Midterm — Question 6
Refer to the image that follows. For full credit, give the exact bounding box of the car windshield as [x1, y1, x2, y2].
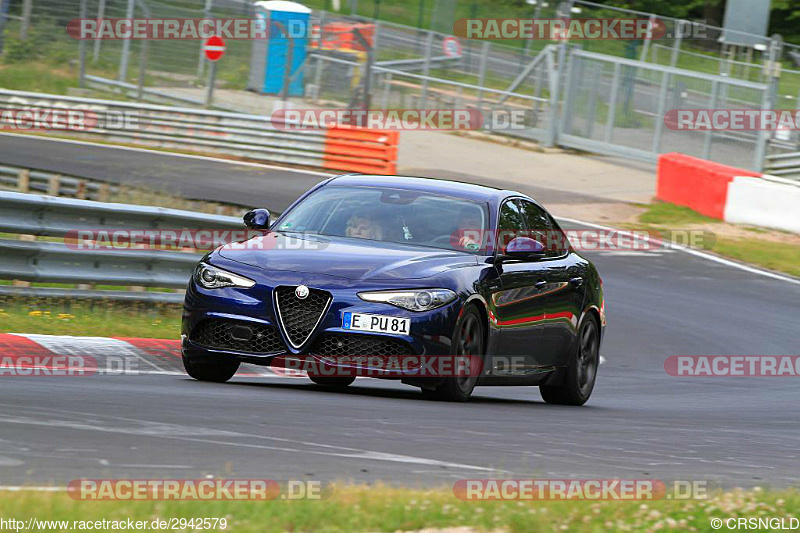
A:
[275, 185, 489, 254]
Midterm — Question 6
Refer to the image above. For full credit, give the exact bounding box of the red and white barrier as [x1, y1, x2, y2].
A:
[657, 153, 800, 234]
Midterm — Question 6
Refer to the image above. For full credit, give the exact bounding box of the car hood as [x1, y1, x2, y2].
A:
[216, 232, 477, 281]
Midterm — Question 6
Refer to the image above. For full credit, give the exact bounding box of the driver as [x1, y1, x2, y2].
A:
[455, 207, 484, 250]
[345, 211, 384, 241]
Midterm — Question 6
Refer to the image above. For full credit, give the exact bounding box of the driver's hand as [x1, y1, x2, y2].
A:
[458, 235, 478, 248]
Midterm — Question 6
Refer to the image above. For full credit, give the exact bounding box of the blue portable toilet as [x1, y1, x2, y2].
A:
[249, 1, 310, 97]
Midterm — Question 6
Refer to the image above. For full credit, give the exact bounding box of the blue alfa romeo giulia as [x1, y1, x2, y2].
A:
[182, 175, 605, 404]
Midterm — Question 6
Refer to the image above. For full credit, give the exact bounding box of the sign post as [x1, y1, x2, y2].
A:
[203, 35, 226, 108]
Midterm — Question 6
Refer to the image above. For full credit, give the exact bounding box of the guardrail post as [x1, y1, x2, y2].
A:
[48, 175, 61, 196]
[76, 180, 87, 200]
[13, 234, 35, 288]
[17, 169, 30, 193]
[98, 183, 110, 202]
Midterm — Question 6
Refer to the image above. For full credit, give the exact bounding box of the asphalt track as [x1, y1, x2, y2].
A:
[1, 134, 799, 489]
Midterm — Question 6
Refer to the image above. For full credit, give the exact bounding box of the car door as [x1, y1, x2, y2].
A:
[517, 199, 587, 367]
[490, 198, 549, 375]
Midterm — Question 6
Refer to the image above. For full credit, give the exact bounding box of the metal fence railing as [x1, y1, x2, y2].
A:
[558, 48, 771, 171]
[0, 190, 243, 302]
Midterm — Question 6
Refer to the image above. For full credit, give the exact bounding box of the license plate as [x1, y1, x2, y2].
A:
[342, 312, 410, 335]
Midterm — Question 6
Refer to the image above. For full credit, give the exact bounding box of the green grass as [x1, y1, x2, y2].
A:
[713, 237, 800, 278]
[0, 300, 181, 338]
[0, 485, 797, 532]
[639, 201, 721, 225]
[632, 202, 800, 278]
[0, 62, 78, 94]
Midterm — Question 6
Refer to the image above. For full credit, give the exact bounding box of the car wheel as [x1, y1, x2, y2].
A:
[540, 316, 599, 406]
[421, 305, 485, 402]
[183, 356, 240, 383]
[308, 375, 356, 387]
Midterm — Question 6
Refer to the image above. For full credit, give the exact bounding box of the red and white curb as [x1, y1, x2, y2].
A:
[0, 333, 284, 378]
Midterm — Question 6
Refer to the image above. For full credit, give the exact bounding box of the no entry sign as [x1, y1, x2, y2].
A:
[204, 35, 225, 61]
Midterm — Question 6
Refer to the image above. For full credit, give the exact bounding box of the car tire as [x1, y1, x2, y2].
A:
[183, 356, 240, 383]
[540, 315, 600, 406]
[420, 305, 485, 402]
[308, 375, 356, 387]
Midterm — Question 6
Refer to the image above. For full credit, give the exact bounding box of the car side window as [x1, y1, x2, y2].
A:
[498, 199, 525, 250]
[516, 199, 569, 258]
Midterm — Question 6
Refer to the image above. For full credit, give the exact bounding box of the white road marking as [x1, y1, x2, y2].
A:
[0, 132, 335, 177]
[556, 216, 800, 286]
[0, 412, 499, 473]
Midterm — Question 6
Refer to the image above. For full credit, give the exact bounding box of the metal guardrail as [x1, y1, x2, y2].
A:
[0, 88, 329, 168]
[0, 89, 399, 174]
[0, 191, 243, 302]
[0, 164, 120, 200]
[764, 152, 800, 180]
[0, 162, 251, 213]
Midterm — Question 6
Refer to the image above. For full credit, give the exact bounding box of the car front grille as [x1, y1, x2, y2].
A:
[310, 333, 415, 357]
[274, 286, 332, 348]
[190, 318, 284, 354]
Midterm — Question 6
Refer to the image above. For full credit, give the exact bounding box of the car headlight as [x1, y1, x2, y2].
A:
[194, 262, 255, 289]
[358, 289, 456, 312]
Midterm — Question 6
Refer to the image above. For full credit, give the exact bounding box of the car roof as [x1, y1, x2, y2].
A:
[327, 174, 525, 204]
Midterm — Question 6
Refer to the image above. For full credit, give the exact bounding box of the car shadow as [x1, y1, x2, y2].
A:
[215, 378, 564, 406]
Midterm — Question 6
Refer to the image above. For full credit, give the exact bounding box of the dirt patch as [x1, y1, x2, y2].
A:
[548, 202, 800, 246]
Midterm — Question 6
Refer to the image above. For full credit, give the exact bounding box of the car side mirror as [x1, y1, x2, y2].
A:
[497, 236, 546, 262]
[243, 208, 271, 230]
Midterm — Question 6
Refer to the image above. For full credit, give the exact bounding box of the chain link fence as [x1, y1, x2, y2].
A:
[0, 0, 797, 172]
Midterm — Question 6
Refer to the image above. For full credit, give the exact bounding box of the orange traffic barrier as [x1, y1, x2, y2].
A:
[311, 23, 375, 51]
[323, 126, 398, 175]
[656, 152, 759, 219]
